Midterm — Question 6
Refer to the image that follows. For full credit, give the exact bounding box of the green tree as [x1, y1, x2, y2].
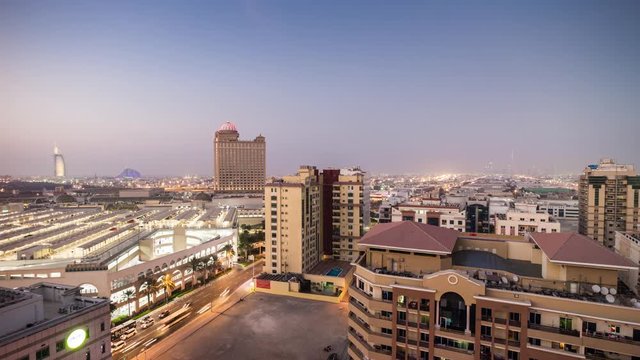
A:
[159, 274, 176, 303]
[122, 289, 135, 317]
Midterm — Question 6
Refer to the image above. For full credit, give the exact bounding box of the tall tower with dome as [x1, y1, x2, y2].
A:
[213, 121, 266, 193]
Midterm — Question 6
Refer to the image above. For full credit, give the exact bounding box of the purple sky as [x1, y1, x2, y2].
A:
[1, 1, 639, 177]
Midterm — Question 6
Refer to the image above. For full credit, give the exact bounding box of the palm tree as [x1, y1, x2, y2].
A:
[141, 280, 155, 309]
[159, 274, 176, 304]
[223, 244, 235, 269]
[209, 254, 220, 276]
[122, 289, 135, 317]
[188, 257, 203, 287]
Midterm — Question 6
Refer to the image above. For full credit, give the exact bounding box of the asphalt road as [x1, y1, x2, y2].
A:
[112, 261, 263, 360]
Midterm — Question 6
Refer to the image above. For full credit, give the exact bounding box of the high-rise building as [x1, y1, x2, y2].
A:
[579, 159, 640, 248]
[348, 222, 639, 360]
[53, 145, 65, 177]
[320, 168, 370, 262]
[213, 121, 265, 193]
[265, 166, 321, 274]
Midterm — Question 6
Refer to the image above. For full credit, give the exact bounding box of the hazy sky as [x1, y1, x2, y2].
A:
[1, 1, 639, 177]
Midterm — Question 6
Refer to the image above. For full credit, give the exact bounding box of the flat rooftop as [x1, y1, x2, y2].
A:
[307, 259, 353, 278]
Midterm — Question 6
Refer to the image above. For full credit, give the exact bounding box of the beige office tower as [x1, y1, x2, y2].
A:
[579, 158, 640, 248]
[213, 121, 266, 193]
[320, 168, 370, 262]
[265, 166, 321, 274]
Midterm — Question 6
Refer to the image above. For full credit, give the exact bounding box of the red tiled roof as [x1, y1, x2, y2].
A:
[359, 221, 459, 254]
[528, 232, 636, 270]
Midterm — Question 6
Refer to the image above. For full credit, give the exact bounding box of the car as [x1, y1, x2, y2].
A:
[111, 340, 126, 352]
[182, 302, 191, 309]
[120, 328, 136, 340]
[159, 310, 170, 319]
[140, 318, 155, 329]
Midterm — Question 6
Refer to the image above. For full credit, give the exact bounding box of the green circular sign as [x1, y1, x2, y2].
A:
[66, 328, 87, 349]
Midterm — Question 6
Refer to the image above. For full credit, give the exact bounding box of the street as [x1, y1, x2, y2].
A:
[112, 261, 263, 360]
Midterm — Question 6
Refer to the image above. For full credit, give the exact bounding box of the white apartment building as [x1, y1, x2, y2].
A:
[495, 208, 561, 236]
[392, 202, 466, 232]
[615, 231, 640, 295]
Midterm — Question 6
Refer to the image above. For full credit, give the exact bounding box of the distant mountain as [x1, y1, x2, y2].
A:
[117, 168, 142, 179]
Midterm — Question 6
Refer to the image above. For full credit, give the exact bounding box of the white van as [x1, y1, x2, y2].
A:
[111, 340, 126, 352]
[120, 327, 136, 340]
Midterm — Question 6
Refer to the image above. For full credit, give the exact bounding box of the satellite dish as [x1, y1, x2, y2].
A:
[609, 288, 617, 295]
[631, 298, 638, 304]
[512, 275, 519, 282]
[501, 276, 508, 284]
[592, 285, 601, 293]
[635, 302, 640, 309]
[601, 287, 609, 295]
[605, 294, 615, 304]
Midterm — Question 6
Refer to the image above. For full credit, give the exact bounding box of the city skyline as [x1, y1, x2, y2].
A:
[1, 1, 639, 177]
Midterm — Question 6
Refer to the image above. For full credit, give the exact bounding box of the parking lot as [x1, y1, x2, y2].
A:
[156, 293, 349, 360]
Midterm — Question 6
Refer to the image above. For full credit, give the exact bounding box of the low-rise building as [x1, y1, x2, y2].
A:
[392, 203, 466, 232]
[495, 208, 560, 236]
[347, 221, 640, 360]
[0, 283, 111, 360]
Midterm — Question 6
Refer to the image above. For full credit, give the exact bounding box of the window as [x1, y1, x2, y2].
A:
[100, 322, 105, 332]
[101, 343, 106, 354]
[36, 346, 50, 360]
[397, 328, 407, 338]
[56, 340, 65, 352]
[397, 311, 407, 323]
[85, 351, 90, 360]
[529, 337, 541, 346]
[507, 350, 519, 360]
[381, 310, 392, 319]
[382, 290, 393, 301]
[560, 317, 572, 331]
[529, 312, 541, 325]
[481, 307, 492, 320]
[481, 325, 492, 337]
[509, 312, 520, 323]
[382, 327, 392, 335]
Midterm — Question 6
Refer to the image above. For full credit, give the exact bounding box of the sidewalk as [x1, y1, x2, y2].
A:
[136, 279, 254, 360]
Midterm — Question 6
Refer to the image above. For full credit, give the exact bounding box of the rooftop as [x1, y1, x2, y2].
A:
[217, 121, 238, 132]
[528, 232, 637, 270]
[359, 221, 458, 254]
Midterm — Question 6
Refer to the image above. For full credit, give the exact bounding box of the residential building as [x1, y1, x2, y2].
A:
[579, 159, 640, 248]
[265, 166, 321, 274]
[0, 283, 111, 360]
[392, 202, 466, 232]
[495, 207, 560, 236]
[213, 121, 266, 193]
[615, 231, 640, 295]
[347, 221, 640, 360]
[321, 168, 370, 262]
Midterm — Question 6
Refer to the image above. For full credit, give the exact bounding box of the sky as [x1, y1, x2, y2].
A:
[1, 1, 639, 177]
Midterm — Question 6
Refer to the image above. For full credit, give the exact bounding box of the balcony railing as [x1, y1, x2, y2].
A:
[349, 298, 390, 321]
[494, 317, 507, 325]
[528, 322, 580, 337]
[509, 319, 521, 327]
[481, 315, 492, 322]
[583, 331, 640, 346]
[434, 343, 474, 355]
[348, 328, 392, 355]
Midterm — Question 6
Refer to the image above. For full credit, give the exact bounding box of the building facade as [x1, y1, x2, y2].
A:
[321, 168, 370, 263]
[466, 200, 490, 233]
[495, 209, 560, 236]
[347, 222, 640, 360]
[392, 203, 466, 232]
[0, 283, 111, 360]
[213, 121, 266, 193]
[265, 166, 321, 274]
[579, 159, 640, 248]
[615, 231, 640, 296]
